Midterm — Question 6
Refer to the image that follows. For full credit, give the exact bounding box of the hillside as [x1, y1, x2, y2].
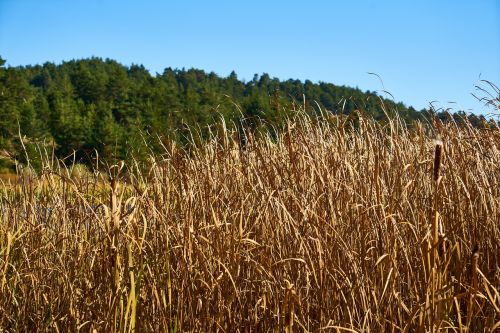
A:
[2, 56, 495, 172]
[0, 56, 431, 170]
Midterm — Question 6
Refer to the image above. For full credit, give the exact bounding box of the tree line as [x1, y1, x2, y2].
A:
[0, 56, 490, 171]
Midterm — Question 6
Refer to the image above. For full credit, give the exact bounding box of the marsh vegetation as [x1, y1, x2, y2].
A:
[0, 111, 498, 332]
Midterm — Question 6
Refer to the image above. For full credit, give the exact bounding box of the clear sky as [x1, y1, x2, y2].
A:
[1, 0, 499, 114]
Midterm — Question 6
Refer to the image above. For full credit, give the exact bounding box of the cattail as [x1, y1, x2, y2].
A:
[433, 139, 443, 181]
[467, 244, 480, 326]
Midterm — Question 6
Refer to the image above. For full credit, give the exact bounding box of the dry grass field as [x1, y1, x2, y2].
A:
[0, 113, 499, 332]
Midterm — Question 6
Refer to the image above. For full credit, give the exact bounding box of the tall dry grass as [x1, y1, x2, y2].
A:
[0, 113, 499, 332]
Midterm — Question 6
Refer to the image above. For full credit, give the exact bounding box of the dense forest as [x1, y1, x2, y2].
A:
[0, 56, 490, 171]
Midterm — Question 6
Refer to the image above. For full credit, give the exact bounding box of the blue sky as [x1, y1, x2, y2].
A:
[1, 0, 499, 114]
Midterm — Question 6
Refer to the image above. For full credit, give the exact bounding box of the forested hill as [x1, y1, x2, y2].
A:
[0, 56, 464, 170]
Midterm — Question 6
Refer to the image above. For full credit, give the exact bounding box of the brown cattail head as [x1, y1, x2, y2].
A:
[433, 139, 443, 181]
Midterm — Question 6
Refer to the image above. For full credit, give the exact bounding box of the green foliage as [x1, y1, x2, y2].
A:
[0, 56, 434, 170]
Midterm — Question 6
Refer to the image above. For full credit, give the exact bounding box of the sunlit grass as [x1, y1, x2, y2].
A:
[0, 112, 498, 332]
